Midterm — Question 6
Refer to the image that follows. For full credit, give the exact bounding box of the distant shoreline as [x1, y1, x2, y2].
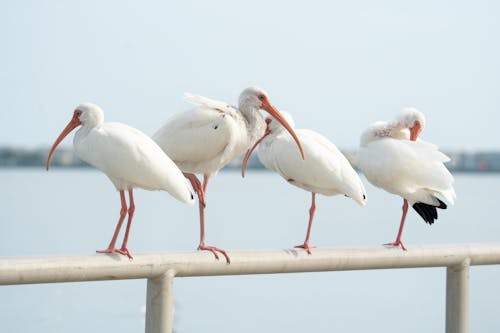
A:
[2, 146, 500, 173]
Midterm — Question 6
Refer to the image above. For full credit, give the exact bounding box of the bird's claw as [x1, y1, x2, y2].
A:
[294, 243, 316, 255]
[96, 248, 119, 255]
[198, 245, 231, 264]
[96, 247, 133, 259]
[116, 247, 134, 259]
[383, 241, 407, 251]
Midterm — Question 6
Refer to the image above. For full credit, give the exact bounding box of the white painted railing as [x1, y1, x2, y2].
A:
[2, 244, 500, 333]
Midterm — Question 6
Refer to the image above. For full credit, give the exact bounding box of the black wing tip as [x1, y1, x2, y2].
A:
[437, 198, 447, 209]
[412, 199, 447, 225]
[412, 202, 437, 225]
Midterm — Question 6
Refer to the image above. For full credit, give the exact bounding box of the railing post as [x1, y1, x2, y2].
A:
[446, 258, 470, 333]
[145, 269, 176, 333]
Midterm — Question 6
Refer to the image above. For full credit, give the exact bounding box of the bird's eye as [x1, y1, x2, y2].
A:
[76, 110, 82, 117]
[258, 94, 265, 101]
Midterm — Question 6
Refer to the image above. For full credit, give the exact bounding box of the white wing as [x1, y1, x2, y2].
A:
[259, 129, 366, 205]
[75, 122, 194, 204]
[153, 105, 244, 175]
[184, 93, 239, 118]
[357, 137, 455, 205]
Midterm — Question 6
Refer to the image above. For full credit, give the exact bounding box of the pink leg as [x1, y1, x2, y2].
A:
[184, 172, 206, 207]
[295, 192, 317, 254]
[384, 199, 408, 251]
[384, 125, 418, 251]
[116, 189, 135, 259]
[196, 175, 231, 263]
[97, 190, 127, 255]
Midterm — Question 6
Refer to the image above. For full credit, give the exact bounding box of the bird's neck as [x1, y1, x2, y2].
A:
[240, 106, 266, 147]
[360, 121, 409, 146]
[73, 124, 94, 147]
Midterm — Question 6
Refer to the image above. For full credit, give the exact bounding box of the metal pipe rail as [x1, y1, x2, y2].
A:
[1, 244, 500, 333]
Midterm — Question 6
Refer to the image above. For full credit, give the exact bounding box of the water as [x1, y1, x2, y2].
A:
[0, 169, 499, 332]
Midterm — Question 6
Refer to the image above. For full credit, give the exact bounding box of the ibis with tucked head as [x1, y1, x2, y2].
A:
[357, 108, 456, 250]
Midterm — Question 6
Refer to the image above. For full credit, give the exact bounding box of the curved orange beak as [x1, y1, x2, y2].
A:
[241, 118, 272, 178]
[45, 111, 82, 171]
[260, 97, 305, 160]
[409, 121, 422, 141]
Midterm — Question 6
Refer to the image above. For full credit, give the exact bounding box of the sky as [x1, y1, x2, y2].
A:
[1, 0, 499, 150]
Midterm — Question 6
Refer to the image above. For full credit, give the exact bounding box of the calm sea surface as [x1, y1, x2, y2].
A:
[0, 169, 499, 332]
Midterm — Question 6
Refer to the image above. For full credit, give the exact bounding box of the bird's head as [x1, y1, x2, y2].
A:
[238, 86, 271, 111]
[238, 87, 305, 164]
[395, 107, 426, 141]
[75, 103, 104, 127]
[45, 103, 104, 171]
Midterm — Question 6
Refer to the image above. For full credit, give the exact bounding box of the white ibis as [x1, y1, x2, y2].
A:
[242, 111, 367, 254]
[153, 87, 305, 263]
[357, 108, 456, 250]
[46, 103, 195, 259]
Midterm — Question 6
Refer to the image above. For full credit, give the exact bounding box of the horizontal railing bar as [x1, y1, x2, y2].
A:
[1, 244, 500, 285]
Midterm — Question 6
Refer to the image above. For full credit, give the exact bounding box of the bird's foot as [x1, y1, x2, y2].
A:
[116, 247, 134, 259]
[294, 243, 316, 255]
[96, 247, 133, 259]
[383, 241, 407, 251]
[198, 244, 231, 264]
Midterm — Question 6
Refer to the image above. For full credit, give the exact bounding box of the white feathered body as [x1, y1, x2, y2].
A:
[258, 128, 366, 205]
[74, 122, 194, 204]
[357, 127, 456, 207]
[153, 94, 265, 177]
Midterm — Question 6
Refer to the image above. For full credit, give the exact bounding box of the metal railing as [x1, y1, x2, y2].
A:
[2, 244, 500, 333]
